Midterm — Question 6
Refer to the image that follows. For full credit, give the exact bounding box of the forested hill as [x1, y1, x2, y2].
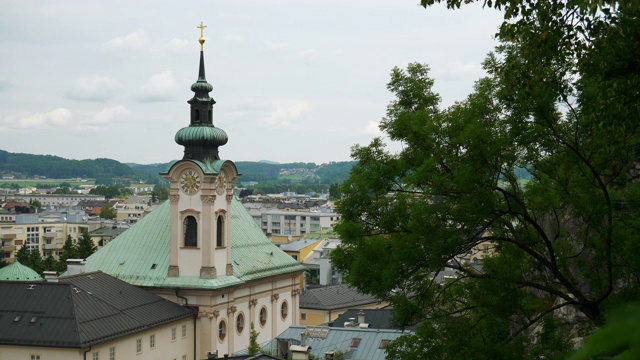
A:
[0, 150, 357, 185]
[0, 150, 149, 181]
[130, 161, 358, 185]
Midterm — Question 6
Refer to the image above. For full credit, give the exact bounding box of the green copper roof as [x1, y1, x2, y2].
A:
[162, 159, 238, 176]
[0, 260, 43, 281]
[175, 125, 228, 147]
[83, 198, 305, 289]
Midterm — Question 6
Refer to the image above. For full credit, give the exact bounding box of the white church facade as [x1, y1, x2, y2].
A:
[84, 23, 305, 359]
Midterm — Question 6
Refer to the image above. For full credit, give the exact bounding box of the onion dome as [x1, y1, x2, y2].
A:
[175, 22, 228, 162]
[0, 260, 44, 281]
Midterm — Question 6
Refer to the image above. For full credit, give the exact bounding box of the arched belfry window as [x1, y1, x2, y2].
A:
[184, 216, 198, 247]
[216, 215, 225, 247]
[195, 109, 200, 121]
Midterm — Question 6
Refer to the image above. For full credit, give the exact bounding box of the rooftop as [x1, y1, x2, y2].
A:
[0, 271, 195, 348]
[299, 284, 383, 310]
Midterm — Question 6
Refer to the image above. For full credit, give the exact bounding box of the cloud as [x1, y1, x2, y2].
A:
[362, 120, 382, 136]
[224, 33, 243, 42]
[438, 62, 483, 80]
[92, 106, 129, 124]
[159, 38, 191, 55]
[137, 71, 179, 102]
[265, 99, 310, 128]
[103, 29, 149, 52]
[75, 106, 129, 132]
[65, 74, 123, 102]
[264, 41, 288, 51]
[298, 48, 319, 63]
[0, 79, 14, 92]
[0, 108, 72, 131]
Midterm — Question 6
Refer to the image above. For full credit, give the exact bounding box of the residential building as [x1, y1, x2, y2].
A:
[302, 238, 343, 287]
[298, 284, 386, 326]
[272, 325, 412, 360]
[277, 237, 324, 291]
[113, 195, 150, 222]
[8, 194, 106, 207]
[260, 210, 340, 239]
[0, 270, 196, 360]
[0, 210, 95, 262]
[82, 31, 305, 358]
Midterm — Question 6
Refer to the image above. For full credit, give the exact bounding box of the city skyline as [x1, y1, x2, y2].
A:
[0, 0, 503, 164]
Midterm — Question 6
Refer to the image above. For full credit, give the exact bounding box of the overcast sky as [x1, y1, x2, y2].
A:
[0, 0, 503, 165]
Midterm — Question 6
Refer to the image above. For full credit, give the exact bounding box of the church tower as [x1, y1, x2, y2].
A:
[161, 22, 238, 279]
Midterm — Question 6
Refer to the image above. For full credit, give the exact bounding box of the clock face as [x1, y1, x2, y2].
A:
[216, 173, 226, 195]
[180, 170, 201, 195]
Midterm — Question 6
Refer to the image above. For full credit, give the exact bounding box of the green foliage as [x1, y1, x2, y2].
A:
[570, 303, 640, 360]
[29, 199, 43, 208]
[56, 235, 78, 272]
[0, 150, 150, 180]
[77, 232, 97, 259]
[16, 246, 44, 275]
[332, 2, 640, 358]
[100, 203, 117, 220]
[329, 182, 341, 200]
[248, 321, 260, 355]
[152, 185, 169, 202]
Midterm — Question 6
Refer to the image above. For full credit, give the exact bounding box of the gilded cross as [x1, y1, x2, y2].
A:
[197, 21, 207, 51]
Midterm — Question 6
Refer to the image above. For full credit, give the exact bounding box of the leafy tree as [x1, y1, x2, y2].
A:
[0, 248, 5, 269]
[16, 246, 43, 275]
[100, 203, 117, 220]
[248, 321, 260, 355]
[42, 253, 56, 272]
[328, 182, 341, 200]
[29, 199, 43, 208]
[332, 2, 640, 358]
[152, 185, 169, 202]
[56, 235, 78, 272]
[77, 231, 97, 259]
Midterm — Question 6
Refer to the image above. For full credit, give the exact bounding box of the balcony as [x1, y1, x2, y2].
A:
[1, 233, 16, 240]
[44, 243, 60, 250]
[14, 239, 23, 245]
[43, 231, 56, 238]
[2, 245, 15, 252]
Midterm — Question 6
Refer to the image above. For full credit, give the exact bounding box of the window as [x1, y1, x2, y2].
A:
[218, 319, 227, 341]
[379, 340, 390, 349]
[31, 356, 41, 360]
[281, 301, 288, 320]
[301, 313, 307, 321]
[259, 306, 267, 327]
[350, 338, 361, 348]
[93, 351, 99, 360]
[183, 216, 197, 247]
[236, 312, 245, 334]
[182, 324, 187, 338]
[172, 327, 177, 341]
[109, 347, 115, 360]
[216, 215, 224, 247]
[149, 334, 155, 349]
[291, 254, 298, 260]
[183, 356, 187, 360]
[136, 338, 142, 353]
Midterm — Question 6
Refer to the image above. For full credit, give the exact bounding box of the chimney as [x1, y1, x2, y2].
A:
[358, 310, 365, 325]
[43, 271, 59, 282]
[66, 259, 86, 275]
[289, 345, 312, 360]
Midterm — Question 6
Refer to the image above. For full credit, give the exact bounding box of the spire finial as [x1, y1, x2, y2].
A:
[197, 21, 207, 51]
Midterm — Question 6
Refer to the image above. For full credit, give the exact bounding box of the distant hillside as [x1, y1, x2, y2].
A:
[129, 160, 358, 184]
[0, 150, 152, 182]
[0, 149, 357, 185]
